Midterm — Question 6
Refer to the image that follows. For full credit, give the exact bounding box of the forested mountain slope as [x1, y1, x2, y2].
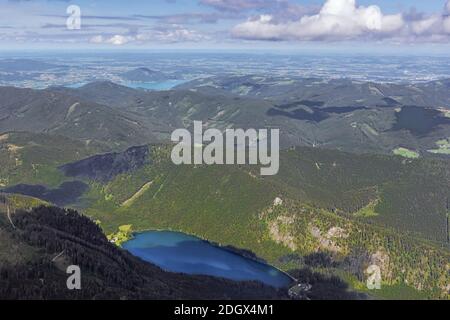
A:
[50, 145, 449, 299]
[0, 201, 286, 300]
[2, 79, 450, 156]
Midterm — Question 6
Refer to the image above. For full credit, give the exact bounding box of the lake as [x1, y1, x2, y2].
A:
[122, 231, 293, 288]
[65, 79, 186, 90]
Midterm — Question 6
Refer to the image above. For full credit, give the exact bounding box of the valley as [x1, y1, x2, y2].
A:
[2, 0, 450, 305]
[1, 76, 450, 157]
[0, 201, 287, 300]
[0, 60, 449, 300]
[1, 137, 448, 299]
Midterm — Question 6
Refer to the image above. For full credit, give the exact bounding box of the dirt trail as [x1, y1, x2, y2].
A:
[6, 205, 16, 229]
[121, 181, 153, 207]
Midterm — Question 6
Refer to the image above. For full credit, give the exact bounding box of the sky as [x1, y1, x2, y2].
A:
[1, 0, 450, 52]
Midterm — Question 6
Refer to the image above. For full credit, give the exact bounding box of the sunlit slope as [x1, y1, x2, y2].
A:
[268, 147, 450, 243]
[3, 136, 448, 244]
[0, 132, 105, 187]
[0, 86, 164, 148]
[31, 81, 450, 157]
[77, 146, 449, 299]
[80, 145, 450, 243]
[2, 140, 449, 298]
[84, 146, 280, 254]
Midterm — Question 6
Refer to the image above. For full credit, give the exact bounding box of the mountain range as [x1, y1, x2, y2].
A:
[3, 77, 450, 156]
[121, 67, 171, 82]
[0, 76, 449, 300]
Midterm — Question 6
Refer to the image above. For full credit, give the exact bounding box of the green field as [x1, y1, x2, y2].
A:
[393, 147, 420, 159]
[428, 138, 450, 155]
[0, 132, 104, 187]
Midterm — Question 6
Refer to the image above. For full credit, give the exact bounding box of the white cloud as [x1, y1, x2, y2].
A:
[410, 15, 440, 35]
[152, 25, 210, 43]
[89, 34, 132, 45]
[408, 8, 450, 38]
[106, 35, 130, 45]
[89, 35, 104, 44]
[232, 0, 450, 42]
[89, 26, 209, 46]
[445, 17, 450, 33]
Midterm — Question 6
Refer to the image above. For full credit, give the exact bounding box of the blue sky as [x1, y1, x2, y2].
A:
[1, 0, 450, 51]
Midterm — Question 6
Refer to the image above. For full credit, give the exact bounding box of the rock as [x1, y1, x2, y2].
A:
[289, 283, 312, 299]
[273, 197, 283, 206]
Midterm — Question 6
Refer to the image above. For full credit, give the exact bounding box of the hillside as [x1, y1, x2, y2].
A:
[1, 77, 449, 299]
[52, 81, 150, 109]
[1, 140, 449, 299]
[0, 87, 164, 148]
[178, 76, 450, 107]
[268, 147, 450, 242]
[2, 79, 449, 156]
[51, 144, 449, 244]
[0, 132, 107, 188]
[0, 201, 286, 300]
[46, 144, 449, 299]
[121, 67, 169, 82]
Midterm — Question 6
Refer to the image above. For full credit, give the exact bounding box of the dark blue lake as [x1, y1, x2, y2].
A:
[122, 231, 293, 288]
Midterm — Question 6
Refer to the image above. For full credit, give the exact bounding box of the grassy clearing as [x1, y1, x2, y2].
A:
[340, 271, 432, 300]
[107, 224, 133, 246]
[354, 198, 379, 217]
[428, 138, 450, 155]
[367, 283, 435, 300]
[393, 147, 420, 159]
[121, 181, 153, 207]
[0, 132, 103, 188]
[6, 194, 49, 210]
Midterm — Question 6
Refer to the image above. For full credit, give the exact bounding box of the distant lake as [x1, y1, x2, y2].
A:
[65, 79, 186, 90]
[122, 231, 293, 288]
